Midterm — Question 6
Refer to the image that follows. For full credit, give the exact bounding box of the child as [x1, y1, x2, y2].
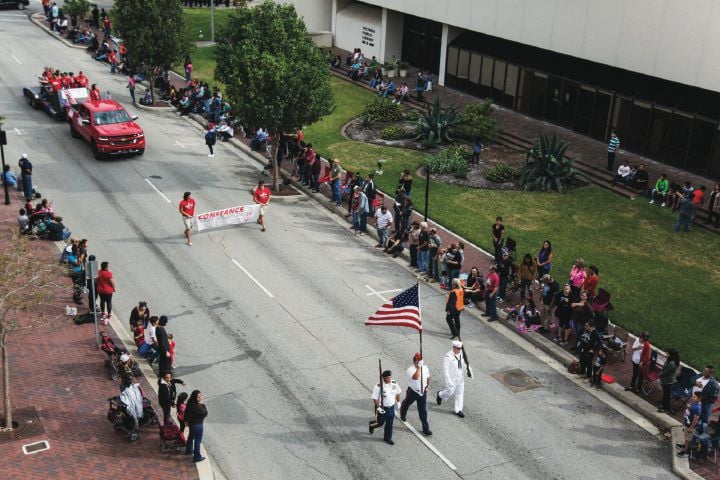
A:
[590, 346, 606, 388]
[133, 323, 145, 349]
[168, 333, 176, 369]
[176, 391, 188, 434]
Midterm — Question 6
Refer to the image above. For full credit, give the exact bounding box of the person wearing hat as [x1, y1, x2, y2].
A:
[445, 278, 464, 337]
[369, 370, 402, 445]
[437, 340, 467, 418]
[400, 353, 432, 436]
[18, 153, 33, 200]
[626, 331, 651, 392]
[179, 191, 195, 246]
[119, 353, 134, 391]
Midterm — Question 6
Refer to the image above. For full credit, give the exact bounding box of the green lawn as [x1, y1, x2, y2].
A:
[183, 7, 234, 41]
[307, 78, 720, 369]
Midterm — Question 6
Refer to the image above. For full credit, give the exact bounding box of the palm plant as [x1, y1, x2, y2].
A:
[518, 134, 587, 192]
[414, 97, 460, 146]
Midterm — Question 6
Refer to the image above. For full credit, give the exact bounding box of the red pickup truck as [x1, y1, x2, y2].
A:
[68, 100, 145, 158]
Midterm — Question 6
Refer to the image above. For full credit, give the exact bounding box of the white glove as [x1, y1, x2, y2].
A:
[417, 360, 424, 367]
[396, 402, 401, 411]
[376, 407, 385, 415]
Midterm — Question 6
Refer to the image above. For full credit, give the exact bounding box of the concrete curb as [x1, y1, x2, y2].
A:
[134, 101, 176, 112]
[30, 13, 87, 50]
[177, 83, 696, 480]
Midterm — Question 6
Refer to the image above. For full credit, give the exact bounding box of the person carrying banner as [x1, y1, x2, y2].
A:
[253, 181, 271, 232]
[369, 370, 402, 445]
[437, 340, 468, 418]
[400, 353, 432, 436]
[179, 191, 196, 246]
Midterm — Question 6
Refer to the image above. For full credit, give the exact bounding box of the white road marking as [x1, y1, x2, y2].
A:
[364, 284, 458, 471]
[143, 178, 172, 204]
[231, 259, 274, 298]
[14, 127, 22, 135]
[0, 19, 29, 22]
[11, 54, 22, 65]
[365, 286, 402, 298]
[174, 140, 185, 148]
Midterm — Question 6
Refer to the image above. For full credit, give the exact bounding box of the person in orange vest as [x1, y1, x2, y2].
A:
[445, 278, 464, 337]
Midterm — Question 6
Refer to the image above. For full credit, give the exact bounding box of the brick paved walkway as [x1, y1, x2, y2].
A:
[0, 194, 198, 480]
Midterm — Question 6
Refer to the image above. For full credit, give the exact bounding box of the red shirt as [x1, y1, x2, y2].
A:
[76, 75, 88, 87]
[487, 272, 500, 294]
[692, 189, 705, 206]
[109, 52, 117, 64]
[179, 198, 195, 217]
[582, 274, 599, 298]
[90, 88, 101, 101]
[97, 270, 115, 294]
[253, 187, 271, 205]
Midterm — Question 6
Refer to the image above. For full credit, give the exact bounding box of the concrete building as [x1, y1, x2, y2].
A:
[282, 0, 720, 178]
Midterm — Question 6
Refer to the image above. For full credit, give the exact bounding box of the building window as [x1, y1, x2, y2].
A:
[646, 108, 672, 163]
[590, 91, 612, 141]
[504, 64, 519, 108]
[529, 73, 548, 118]
[686, 118, 715, 175]
[446, 46, 459, 80]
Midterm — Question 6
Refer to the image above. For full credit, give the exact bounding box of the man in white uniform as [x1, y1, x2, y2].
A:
[437, 340, 467, 418]
[400, 352, 432, 436]
[369, 370, 402, 445]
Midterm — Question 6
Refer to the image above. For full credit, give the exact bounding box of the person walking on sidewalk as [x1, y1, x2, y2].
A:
[18, 153, 33, 199]
[127, 75, 136, 104]
[158, 371, 186, 426]
[400, 353, 432, 436]
[96, 261, 116, 324]
[253, 181, 271, 232]
[437, 340, 467, 418]
[179, 192, 195, 246]
[369, 370, 402, 445]
[205, 124, 217, 157]
[185, 390, 208, 462]
[445, 278, 464, 337]
[606, 130, 620, 171]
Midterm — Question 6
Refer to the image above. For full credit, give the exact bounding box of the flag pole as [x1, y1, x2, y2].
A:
[418, 283, 424, 396]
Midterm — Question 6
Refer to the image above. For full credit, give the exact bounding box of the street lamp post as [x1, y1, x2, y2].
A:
[210, 0, 215, 43]
[423, 161, 430, 221]
[0, 129, 10, 205]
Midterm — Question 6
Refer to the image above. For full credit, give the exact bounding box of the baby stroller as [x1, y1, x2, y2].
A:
[107, 384, 158, 441]
[159, 420, 187, 453]
[101, 331, 142, 381]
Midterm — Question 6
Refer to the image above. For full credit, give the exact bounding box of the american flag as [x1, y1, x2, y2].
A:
[366, 284, 421, 331]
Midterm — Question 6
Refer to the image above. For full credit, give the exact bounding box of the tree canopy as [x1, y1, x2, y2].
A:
[215, 1, 334, 188]
[113, 0, 190, 98]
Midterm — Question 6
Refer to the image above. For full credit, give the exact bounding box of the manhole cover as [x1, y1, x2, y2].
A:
[490, 368, 542, 393]
[0, 407, 45, 444]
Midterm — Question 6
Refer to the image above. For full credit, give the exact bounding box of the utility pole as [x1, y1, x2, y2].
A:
[211, 0, 215, 42]
[0, 129, 9, 205]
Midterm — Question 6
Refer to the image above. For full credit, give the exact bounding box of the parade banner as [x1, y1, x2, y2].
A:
[196, 204, 260, 231]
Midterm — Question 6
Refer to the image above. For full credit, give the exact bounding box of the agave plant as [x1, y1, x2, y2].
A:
[414, 97, 460, 146]
[518, 134, 587, 193]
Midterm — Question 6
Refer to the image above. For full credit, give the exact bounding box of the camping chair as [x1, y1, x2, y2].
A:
[505, 237, 517, 263]
[591, 288, 614, 316]
[671, 367, 698, 411]
[641, 350, 662, 396]
[604, 325, 628, 363]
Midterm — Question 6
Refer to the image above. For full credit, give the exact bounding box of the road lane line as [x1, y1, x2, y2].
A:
[14, 127, 22, 135]
[144, 178, 172, 204]
[365, 287, 401, 297]
[231, 259, 275, 298]
[173, 140, 185, 148]
[364, 284, 458, 472]
[11, 54, 22, 65]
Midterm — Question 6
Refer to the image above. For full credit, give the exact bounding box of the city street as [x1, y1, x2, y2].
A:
[0, 11, 676, 480]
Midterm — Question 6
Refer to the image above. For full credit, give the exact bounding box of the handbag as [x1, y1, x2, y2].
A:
[567, 360, 579, 374]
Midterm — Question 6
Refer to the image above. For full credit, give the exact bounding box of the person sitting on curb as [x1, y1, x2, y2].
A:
[676, 393, 702, 458]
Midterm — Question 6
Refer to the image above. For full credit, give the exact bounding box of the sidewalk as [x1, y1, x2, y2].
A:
[0, 194, 198, 480]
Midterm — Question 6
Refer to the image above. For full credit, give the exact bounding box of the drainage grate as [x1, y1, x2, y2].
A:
[490, 368, 543, 393]
[22, 440, 49, 455]
[149, 175, 162, 179]
[0, 406, 45, 445]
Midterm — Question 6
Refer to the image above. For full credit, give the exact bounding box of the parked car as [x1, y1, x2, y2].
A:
[0, 0, 30, 10]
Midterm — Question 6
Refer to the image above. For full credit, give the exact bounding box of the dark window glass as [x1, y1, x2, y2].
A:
[590, 92, 611, 140]
[611, 97, 633, 143]
[504, 64, 520, 108]
[666, 113, 691, 167]
[627, 102, 651, 152]
[446, 47, 459, 78]
[528, 74, 547, 118]
[517, 69, 533, 114]
[646, 108, 671, 163]
[710, 129, 720, 179]
[544, 77, 562, 122]
[574, 87, 595, 135]
[559, 82, 579, 129]
[685, 118, 715, 174]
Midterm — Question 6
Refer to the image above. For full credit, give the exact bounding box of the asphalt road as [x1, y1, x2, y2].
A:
[0, 13, 677, 480]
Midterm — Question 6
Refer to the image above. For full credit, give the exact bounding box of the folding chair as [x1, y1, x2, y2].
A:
[591, 288, 614, 317]
[505, 237, 517, 263]
[671, 367, 698, 411]
[641, 350, 662, 396]
[604, 325, 628, 363]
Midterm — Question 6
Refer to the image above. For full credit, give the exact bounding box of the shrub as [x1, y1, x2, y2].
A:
[404, 109, 420, 121]
[362, 98, 402, 122]
[485, 164, 518, 183]
[445, 144, 472, 162]
[426, 147, 469, 179]
[358, 114, 374, 130]
[518, 134, 587, 192]
[457, 99, 499, 142]
[414, 97, 460, 146]
[380, 125, 409, 140]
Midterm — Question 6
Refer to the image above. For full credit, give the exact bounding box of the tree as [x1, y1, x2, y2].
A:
[63, 0, 91, 28]
[113, 0, 190, 105]
[215, 1, 334, 191]
[0, 231, 65, 430]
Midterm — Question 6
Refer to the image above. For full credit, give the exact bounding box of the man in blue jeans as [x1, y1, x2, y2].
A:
[699, 366, 718, 423]
[330, 158, 342, 206]
[482, 265, 500, 322]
